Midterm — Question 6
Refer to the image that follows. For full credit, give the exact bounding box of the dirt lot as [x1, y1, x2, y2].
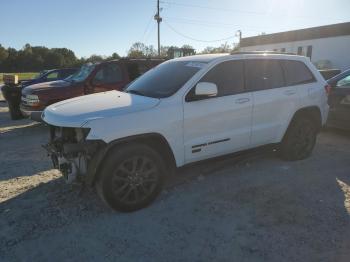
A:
[0, 101, 350, 262]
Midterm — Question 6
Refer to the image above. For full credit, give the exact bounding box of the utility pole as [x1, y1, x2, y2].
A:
[154, 0, 162, 57]
[236, 30, 242, 46]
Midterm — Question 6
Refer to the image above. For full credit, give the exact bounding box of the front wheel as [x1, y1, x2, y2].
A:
[280, 116, 318, 161]
[95, 144, 165, 212]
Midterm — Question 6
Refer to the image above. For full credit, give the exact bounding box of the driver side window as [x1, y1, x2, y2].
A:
[186, 60, 244, 101]
[46, 71, 58, 81]
[93, 63, 123, 84]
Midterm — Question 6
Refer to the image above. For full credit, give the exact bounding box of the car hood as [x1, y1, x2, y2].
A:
[22, 80, 70, 94]
[43, 90, 160, 127]
[20, 79, 36, 87]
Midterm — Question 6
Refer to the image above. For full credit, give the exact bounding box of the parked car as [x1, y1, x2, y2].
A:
[1, 68, 77, 120]
[20, 59, 164, 121]
[327, 68, 350, 130]
[42, 53, 329, 212]
[22, 68, 78, 88]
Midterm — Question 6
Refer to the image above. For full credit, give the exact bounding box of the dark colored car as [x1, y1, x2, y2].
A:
[1, 68, 77, 120]
[21, 68, 77, 87]
[327, 69, 350, 130]
[20, 59, 164, 121]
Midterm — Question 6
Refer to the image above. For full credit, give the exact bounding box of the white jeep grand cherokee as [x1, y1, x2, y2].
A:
[43, 52, 329, 212]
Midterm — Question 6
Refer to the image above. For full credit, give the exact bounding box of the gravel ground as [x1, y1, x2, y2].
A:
[0, 101, 350, 262]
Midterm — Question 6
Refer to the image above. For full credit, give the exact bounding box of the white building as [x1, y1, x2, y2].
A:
[239, 22, 350, 71]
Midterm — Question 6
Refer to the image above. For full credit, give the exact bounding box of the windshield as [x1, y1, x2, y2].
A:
[126, 60, 205, 98]
[68, 64, 95, 82]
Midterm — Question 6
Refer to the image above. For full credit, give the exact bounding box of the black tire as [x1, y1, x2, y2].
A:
[8, 101, 23, 120]
[95, 144, 166, 212]
[280, 116, 318, 161]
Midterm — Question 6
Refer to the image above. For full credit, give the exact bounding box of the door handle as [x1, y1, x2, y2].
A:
[235, 98, 250, 104]
[284, 90, 296, 96]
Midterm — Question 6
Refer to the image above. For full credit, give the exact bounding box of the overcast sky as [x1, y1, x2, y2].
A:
[1, 0, 349, 57]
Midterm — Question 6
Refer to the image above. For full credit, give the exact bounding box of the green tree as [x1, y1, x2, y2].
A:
[109, 52, 120, 60]
[128, 42, 147, 58]
[85, 54, 104, 63]
[181, 44, 194, 49]
[0, 44, 9, 65]
[201, 43, 236, 54]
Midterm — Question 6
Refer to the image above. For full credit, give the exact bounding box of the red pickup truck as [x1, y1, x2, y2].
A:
[20, 58, 164, 121]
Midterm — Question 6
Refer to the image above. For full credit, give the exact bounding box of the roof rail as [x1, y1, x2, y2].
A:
[118, 57, 166, 61]
[230, 51, 297, 55]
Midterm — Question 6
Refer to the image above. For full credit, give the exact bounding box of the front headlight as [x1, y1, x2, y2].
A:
[23, 94, 40, 106]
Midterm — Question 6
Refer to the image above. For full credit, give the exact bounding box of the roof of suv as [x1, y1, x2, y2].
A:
[173, 52, 306, 63]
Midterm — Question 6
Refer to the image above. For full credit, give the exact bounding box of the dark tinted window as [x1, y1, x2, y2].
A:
[297, 47, 303, 55]
[126, 61, 203, 98]
[281, 60, 315, 86]
[127, 63, 141, 81]
[200, 60, 244, 96]
[94, 63, 123, 84]
[245, 59, 285, 91]
[59, 69, 76, 79]
[306, 46, 313, 59]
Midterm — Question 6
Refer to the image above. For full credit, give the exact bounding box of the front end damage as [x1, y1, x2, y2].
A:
[44, 126, 106, 184]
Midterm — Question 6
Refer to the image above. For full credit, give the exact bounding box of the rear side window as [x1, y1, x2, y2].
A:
[94, 63, 123, 84]
[127, 63, 141, 81]
[59, 69, 75, 79]
[200, 60, 244, 96]
[245, 59, 285, 91]
[281, 60, 315, 86]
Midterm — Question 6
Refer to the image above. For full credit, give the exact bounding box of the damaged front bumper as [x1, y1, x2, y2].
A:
[44, 126, 106, 184]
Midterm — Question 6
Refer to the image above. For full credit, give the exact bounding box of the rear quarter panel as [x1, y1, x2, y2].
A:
[297, 58, 329, 125]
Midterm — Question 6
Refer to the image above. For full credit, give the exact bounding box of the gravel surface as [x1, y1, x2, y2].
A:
[0, 101, 350, 262]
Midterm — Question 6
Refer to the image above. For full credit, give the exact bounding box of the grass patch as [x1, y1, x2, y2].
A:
[0, 72, 38, 84]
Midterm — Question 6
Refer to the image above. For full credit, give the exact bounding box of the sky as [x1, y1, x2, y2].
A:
[1, 0, 349, 58]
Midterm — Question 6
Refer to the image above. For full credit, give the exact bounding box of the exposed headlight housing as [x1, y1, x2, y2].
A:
[22, 94, 40, 106]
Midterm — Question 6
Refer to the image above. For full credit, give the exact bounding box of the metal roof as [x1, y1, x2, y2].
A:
[240, 22, 350, 47]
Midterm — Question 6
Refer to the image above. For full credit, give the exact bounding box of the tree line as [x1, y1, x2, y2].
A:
[0, 42, 238, 72]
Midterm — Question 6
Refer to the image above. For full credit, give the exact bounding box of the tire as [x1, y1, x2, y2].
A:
[95, 143, 166, 212]
[280, 116, 318, 161]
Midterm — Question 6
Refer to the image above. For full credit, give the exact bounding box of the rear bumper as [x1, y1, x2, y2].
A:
[20, 106, 43, 122]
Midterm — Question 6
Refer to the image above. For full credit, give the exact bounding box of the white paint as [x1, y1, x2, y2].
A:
[43, 54, 329, 168]
[240, 35, 350, 71]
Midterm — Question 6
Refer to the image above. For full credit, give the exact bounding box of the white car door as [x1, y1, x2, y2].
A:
[245, 59, 299, 146]
[183, 60, 253, 163]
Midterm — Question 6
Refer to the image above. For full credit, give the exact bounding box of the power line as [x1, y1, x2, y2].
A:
[160, 0, 338, 21]
[141, 15, 155, 42]
[144, 23, 157, 43]
[164, 21, 238, 43]
[160, 1, 265, 15]
[166, 20, 261, 33]
[163, 16, 268, 32]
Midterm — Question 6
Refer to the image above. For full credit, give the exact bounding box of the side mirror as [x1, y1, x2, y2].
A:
[195, 82, 218, 97]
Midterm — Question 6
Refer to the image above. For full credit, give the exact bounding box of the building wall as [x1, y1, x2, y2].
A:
[239, 35, 350, 71]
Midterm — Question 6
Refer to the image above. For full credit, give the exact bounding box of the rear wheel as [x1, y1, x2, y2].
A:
[96, 144, 165, 212]
[280, 116, 317, 161]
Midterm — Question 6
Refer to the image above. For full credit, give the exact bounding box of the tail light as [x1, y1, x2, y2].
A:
[324, 84, 332, 96]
